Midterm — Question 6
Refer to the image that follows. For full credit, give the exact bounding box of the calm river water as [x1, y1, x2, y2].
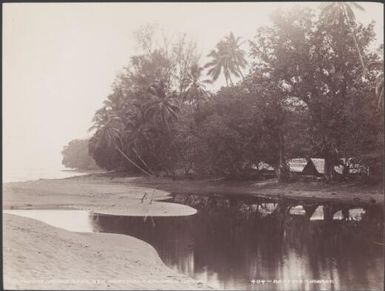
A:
[6, 194, 384, 290]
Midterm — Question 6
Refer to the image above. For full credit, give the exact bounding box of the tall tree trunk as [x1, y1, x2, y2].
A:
[276, 132, 288, 182]
[351, 31, 366, 74]
[342, 5, 367, 74]
[132, 147, 153, 175]
[114, 144, 153, 177]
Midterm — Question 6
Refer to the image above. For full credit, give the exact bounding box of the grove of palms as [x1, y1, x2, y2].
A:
[87, 4, 383, 182]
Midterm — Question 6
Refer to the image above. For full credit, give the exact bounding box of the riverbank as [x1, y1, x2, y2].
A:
[4, 214, 206, 290]
[3, 173, 383, 290]
[4, 173, 384, 211]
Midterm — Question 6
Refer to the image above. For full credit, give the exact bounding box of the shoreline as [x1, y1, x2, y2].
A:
[3, 173, 383, 290]
[4, 173, 383, 211]
[4, 214, 207, 290]
[3, 173, 209, 290]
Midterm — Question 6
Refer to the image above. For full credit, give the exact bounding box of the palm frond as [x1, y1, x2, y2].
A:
[350, 2, 365, 11]
[345, 6, 356, 22]
[208, 66, 222, 81]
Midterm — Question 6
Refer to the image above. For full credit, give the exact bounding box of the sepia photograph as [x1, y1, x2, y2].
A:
[3, 2, 384, 290]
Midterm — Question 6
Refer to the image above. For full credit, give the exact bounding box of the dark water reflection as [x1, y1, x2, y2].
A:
[90, 195, 384, 290]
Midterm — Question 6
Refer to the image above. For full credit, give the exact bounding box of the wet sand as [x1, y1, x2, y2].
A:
[4, 173, 383, 211]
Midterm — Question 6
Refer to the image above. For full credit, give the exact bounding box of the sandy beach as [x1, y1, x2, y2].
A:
[3, 173, 383, 290]
[3, 173, 208, 290]
[3, 214, 206, 290]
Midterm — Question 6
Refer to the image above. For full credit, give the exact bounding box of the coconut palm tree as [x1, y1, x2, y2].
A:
[205, 45, 229, 86]
[89, 110, 153, 177]
[320, 2, 364, 24]
[145, 80, 180, 131]
[124, 104, 156, 173]
[320, 2, 366, 73]
[183, 63, 209, 108]
[205, 33, 247, 86]
[224, 32, 247, 79]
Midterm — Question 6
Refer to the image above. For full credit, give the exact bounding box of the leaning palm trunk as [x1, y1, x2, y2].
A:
[342, 5, 367, 74]
[351, 31, 367, 74]
[132, 147, 153, 175]
[114, 144, 153, 177]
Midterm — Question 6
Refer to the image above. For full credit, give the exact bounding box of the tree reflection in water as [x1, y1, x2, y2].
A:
[90, 194, 384, 290]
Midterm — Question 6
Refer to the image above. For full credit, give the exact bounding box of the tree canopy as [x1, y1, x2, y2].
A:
[87, 6, 383, 182]
[62, 139, 98, 170]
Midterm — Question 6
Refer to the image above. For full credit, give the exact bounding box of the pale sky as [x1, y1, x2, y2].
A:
[3, 2, 383, 171]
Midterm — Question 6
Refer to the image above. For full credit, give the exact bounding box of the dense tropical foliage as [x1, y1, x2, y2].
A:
[62, 139, 98, 170]
[87, 6, 383, 182]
